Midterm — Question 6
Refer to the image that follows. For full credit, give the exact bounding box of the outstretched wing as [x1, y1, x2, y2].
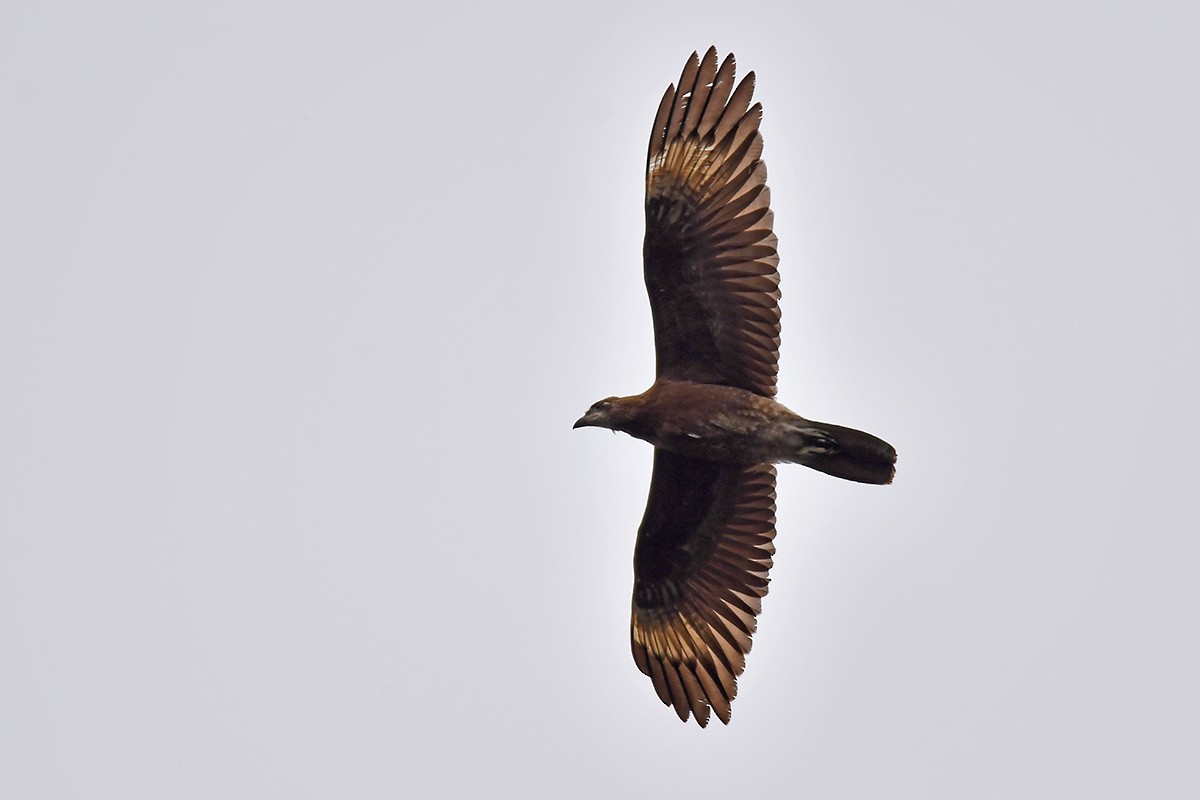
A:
[644, 47, 781, 398]
[630, 449, 777, 726]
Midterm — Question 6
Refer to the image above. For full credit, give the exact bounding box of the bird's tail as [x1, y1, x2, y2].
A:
[782, 419, 897, 485]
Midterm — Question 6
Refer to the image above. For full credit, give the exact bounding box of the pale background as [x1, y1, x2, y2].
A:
[3, 1, 1198, 797]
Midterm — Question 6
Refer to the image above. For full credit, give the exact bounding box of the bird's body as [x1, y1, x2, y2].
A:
[575, 47, 896, 727]
[591, 381, 797, 463]
[577, 380, 896, 483]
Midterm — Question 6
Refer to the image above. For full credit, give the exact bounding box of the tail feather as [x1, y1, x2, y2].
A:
[785, 420, 897, 485]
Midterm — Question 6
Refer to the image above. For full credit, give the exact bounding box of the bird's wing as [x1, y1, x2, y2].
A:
[630, 448, 777, 726]
[644, 47, 781, 397]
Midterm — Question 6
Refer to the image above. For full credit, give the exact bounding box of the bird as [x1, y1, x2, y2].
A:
[573, 47, 897, 727]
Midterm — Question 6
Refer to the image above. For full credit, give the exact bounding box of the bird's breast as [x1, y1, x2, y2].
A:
[623, 381, 796, 464]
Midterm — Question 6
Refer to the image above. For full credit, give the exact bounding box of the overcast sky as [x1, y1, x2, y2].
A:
[3, 1, 1198, 797]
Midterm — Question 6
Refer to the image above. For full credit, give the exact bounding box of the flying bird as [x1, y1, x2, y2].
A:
[574, 48, 897, 727]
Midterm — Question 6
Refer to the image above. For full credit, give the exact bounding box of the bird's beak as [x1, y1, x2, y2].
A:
[575, 406, 614, 430]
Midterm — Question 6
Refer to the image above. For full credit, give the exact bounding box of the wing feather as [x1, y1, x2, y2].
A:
[630, 449, 777, 726]
[644, 50, 780, 397]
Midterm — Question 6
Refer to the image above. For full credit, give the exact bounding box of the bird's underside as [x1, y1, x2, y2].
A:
[582, 379, 897, 483]
[574, 47, 896, 727]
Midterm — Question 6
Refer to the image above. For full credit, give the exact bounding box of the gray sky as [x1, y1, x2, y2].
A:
[4, 1, 1198, 797]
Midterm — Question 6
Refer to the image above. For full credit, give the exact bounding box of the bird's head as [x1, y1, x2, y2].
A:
[573, 396, 630, 431]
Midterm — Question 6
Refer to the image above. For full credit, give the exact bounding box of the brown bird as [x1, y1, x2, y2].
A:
[574, 47, 897, 727]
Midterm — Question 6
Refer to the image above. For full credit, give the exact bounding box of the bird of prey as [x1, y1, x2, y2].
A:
[574, 48, 897, 727]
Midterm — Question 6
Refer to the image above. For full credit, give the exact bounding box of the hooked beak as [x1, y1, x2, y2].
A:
[573, 408, 609, 429]
[575, 402, 617, 431]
